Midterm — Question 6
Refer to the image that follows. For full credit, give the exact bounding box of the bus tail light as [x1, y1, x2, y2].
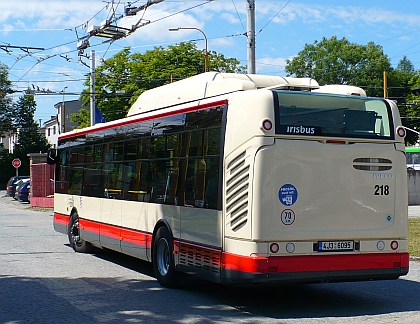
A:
[396, 126, 406, 138]
[270, 243, 279, 253]
[390, 241, 399, 250]
[286, 243, 295, 253]
[326, 140, 347, 144]
[260, 119, 273, 131]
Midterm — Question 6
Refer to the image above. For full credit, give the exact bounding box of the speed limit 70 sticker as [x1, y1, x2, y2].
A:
[281, 209, 295, 225]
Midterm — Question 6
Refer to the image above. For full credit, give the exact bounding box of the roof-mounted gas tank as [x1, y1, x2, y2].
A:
[127, 72, 319, 117]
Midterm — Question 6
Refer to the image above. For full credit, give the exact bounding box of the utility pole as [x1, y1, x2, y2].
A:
[90, 50, 96, 126]
[246, 0, 256, 74]
[383, 71, 388, 98]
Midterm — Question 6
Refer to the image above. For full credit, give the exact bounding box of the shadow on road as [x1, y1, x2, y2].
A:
[91, 248, 420, 320]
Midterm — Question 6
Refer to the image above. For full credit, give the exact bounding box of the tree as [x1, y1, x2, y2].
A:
[0, 62, 13, 136]
[285, 36, 392, 97]
[388, 56, 417, 144]
[0, 144, 15, 188]
[400, 71, 420, 144]
[12, 90, 51, 175]
[0, 62, 16, 187]
[74, 42, 245, 125]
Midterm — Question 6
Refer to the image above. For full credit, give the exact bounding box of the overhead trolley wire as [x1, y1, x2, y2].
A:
[257, 0, 291, 35]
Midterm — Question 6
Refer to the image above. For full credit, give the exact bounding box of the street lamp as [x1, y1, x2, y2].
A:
[169, 27, 208, 72]
[60, 86, 68, 133]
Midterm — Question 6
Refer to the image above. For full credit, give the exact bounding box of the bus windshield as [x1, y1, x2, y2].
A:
[274, 91, 393, 139]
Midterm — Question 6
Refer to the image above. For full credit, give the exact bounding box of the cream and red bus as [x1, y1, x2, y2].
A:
[49, 72, 409, 287]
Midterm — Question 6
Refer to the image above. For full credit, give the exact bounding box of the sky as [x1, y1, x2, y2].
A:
[1, 0, 420, 125]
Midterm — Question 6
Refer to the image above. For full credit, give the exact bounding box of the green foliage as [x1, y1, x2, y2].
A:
[12, 90, 51, 175]
[70, 108, 91, 129]
[0, 145, 15, 188]
[0, 62, 16, 186]
[388, 56, 417, 144]
[285, 36, 392, 97]
[76, 42, 245, 125]
[409, 218, 420, 257]
[0, 62, 13, 135]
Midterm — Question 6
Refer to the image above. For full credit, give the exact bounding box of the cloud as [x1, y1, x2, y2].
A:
[220, 13, 240, 25]
[256, 56, 289, 74]
[0, 1, 105, 29]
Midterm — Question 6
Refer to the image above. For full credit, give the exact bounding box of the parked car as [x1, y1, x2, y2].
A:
[12, 178, 30, 200]
[6, 176, 29, 198]
[17, 181, 30, 203]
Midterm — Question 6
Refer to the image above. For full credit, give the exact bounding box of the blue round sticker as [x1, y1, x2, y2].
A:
[279, 184, 298, 206]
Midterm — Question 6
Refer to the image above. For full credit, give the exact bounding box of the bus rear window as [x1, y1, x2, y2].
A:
[274, 91, 393, 139]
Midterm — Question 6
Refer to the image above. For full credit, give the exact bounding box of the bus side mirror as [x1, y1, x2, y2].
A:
[47, 148, 57, 165]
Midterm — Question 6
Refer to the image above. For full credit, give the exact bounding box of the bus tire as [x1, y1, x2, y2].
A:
[68, 212, 92, 253]
[153, 226, 177, 288]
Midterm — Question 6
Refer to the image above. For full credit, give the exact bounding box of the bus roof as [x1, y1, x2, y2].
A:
[312, 85, 367, 97]
[127, 72, 319, 117]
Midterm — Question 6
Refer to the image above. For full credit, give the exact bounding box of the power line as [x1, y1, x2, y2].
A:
[231, 0, 245, 32]
[257, 0, 291, 35]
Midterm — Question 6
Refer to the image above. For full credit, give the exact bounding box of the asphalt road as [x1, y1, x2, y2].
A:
[1, 191, 420, 323]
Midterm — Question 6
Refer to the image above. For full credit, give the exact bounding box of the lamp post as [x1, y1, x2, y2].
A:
[169, 27, 208, 72]
[60, 86, 68, 133]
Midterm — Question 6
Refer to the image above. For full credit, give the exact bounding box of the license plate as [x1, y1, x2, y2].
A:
[318, 240, 354, 252]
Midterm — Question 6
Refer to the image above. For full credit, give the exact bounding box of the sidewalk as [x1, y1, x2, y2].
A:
[409, 205, 420, 218]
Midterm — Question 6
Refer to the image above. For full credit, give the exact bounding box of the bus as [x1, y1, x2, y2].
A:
[49, 72, 409, 287]
[406, 146, 420, 170]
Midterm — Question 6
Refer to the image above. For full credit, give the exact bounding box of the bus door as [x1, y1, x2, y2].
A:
[99, 163, 123, 251]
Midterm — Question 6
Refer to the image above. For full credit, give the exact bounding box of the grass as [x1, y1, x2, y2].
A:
[409, 218, 420, 257]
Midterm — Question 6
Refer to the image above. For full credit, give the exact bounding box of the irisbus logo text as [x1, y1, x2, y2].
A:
[286, 126, 315, 134]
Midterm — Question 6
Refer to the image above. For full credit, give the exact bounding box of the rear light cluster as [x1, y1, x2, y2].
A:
[269, 240, 400, 254]
[390, 241, 399, 250]
[269, 242, 295, 253]
[260, 119, 273, 131]
[377, 240, 399, 251]
[396, 126, 406, 138]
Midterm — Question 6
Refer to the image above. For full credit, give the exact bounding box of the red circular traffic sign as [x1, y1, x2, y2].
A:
[12, 158, 21, 168]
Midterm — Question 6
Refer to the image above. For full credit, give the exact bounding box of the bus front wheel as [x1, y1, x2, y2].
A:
[68, 212, 92, 253]
[153, 226, 177, 288]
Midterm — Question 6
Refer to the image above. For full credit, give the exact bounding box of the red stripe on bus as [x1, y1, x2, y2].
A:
[54, 217, 408, 274]
[59, 100, 228, 140]
[79, 218, 100, 235]
[79, 219, 151, 248]
[53, 212, 69, 225]
[221, 252, 410, 273]
[120, 227, 151, 248]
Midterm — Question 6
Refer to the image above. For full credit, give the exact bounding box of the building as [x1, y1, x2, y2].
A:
[43, 99, 83, 148]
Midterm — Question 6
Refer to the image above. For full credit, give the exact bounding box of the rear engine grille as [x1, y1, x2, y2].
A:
[226, 151, 250, 232]
[353, 158, 392, 171]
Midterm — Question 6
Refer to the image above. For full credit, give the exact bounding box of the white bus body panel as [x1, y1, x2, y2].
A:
[252, 140, 408, 241]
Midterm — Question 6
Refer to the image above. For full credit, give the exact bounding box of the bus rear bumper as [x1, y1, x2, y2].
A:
[220, 252, 409, 285]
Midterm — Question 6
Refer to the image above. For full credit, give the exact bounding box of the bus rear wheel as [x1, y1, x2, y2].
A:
[68, 212, 92, 253]
[153, 226, 177, 288]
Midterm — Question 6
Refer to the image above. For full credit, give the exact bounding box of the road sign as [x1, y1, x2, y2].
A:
[12, 158, 21, 168]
